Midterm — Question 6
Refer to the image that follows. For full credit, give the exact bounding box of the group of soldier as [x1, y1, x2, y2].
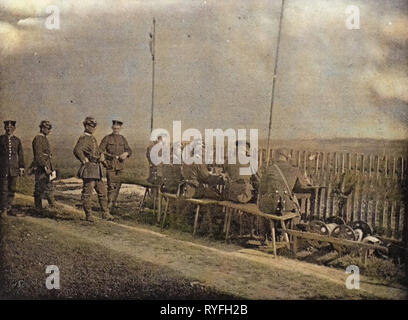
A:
[0, 116, 315, 223]
[146, 135, 315, 217]
[0, 117, 132, 222]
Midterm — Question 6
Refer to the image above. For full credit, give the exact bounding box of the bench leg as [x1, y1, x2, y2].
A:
[225, 208, 232, 241]
[223, 209, 228, 233]
[250, 216, 255, 238]
[270, 220, 277, 258]
[239, 210, 243, 237]
[292, 236, 298, 254]
[138, 188, 148, 214]
[157, 192, 162, 223]
[161, 198, 170, 231]
[280, 220, 290, 249]
[152, 188, 157, 216]
[193, 204, 201, 237]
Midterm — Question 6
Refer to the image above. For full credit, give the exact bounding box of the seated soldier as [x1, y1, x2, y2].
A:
[180, 139, 223, 200]
[146, 134, 166, 185]
[223, 141, 260, 204]
[258, 148, 314, 215]
[161, 141, 182, 194]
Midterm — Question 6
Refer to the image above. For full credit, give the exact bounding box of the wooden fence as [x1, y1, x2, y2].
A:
[258, 148, 407, 242]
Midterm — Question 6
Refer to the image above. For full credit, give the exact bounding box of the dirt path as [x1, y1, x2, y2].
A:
[5, 194, 408, 300]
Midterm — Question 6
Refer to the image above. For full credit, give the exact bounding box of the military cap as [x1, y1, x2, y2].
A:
[3, 120, 16, 127]
[39, 120, 52, 129]
[112, 119, 123, 126]
[83, 116, 97, 127]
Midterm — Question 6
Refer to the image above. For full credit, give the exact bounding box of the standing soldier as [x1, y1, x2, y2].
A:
[0, 120, 25, 218]
[73, 117, 114, 222]
[31, 120, 56, 211]
[99, 119, 132, 212]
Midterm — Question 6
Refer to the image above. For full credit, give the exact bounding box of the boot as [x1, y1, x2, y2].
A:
[85, 213, 95, 222]
[47, 195, 56, 209]
[84, 207, 95, 222]
[0, 209, 7, 219]
[102, 210, 114, 221]
[34, 196, 43, 215]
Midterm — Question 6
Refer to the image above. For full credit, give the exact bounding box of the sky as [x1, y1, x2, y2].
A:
[0, 0, 407, 144]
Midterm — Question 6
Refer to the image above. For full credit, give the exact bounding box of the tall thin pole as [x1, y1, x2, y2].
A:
[149, 17, 156, 133]
[266, 0, 285, 163]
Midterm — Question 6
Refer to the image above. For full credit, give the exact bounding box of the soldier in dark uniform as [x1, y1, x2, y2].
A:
[223, 141, 260, 203]
[0, 120, 25, 218]
[259, 148, 313, 215]
[31, 120, 56, 211]
[73, 117, 114, 222]
[99, 119, 132, 212]
[180, 140, 222, 200]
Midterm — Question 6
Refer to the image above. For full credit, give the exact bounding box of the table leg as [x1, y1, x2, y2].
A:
[161, 198, 170, 231]
[152, 188, 156, 216]
[138, 188, 148, 214]
[280, 220, 290, 248]
[225, 208, 232, 241]
[157, 192, 162, 223]
[270, 220, 277, 257]
[223, 208, 228, 232]
[193, 204, 201, 237]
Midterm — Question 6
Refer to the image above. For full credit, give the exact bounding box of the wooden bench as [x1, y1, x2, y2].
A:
[280, 228, 389, 264]
[218, 201, 299, 257]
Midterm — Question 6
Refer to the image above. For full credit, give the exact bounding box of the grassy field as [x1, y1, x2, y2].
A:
[0, 216, 235, 299]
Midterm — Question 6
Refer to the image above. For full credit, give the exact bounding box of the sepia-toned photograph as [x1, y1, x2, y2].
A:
[0, 0, 407, 305]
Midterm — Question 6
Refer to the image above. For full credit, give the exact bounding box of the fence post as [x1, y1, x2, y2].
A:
[367, 200, 373, 230]
[296, 150, 301, 168]
[303, 150, 307, 174]
[321, 152, 326, 179]
[374, 199, 379, 231]
[384, 156, 388, 178]
[391, 201, 397, 239]
[334, 152, 338, 174]
[325, 182, 332, 219]
[392, 157, 396, 180]
[369, 155, 373, 178]
[351, 190, 356, 221]
[382, 200, 388, 237]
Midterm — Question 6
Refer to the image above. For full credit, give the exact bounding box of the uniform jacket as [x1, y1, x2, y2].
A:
[73, 133, 103, 179]
[223, 163, 260, 203]
[182, 160, 221, 188]
[0, 134, 25, 178]
[31, 134, 54, 172]
[99, 133, 132, 171]
[259, 160, 312, 214]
